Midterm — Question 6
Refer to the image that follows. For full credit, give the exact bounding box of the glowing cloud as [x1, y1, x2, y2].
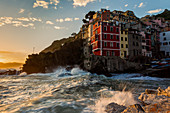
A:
[125, 4, 128, 7]
[73, 0, 96, 7]
[138, 2, 144, 8]
[19, 9, 25, 14]
[147, 9, 163, 14]
[33, 0, 59, 9]
[46, 21, 54, 24]
[54, 26, 64, 29]
[74, 18, 80, 20]
[65, 18, 73, 21]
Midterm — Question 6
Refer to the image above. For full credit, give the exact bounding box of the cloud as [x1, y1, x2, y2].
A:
[73, 0, 96, 7]
[46, 21, 54, 24]
[124, 4, 128, 7]
[138, 2, 144, 8]
[56, 19, 64, 22]
[33, 0, 59, 9]
[17, 17, 30, 21]
[56, 17, 80, 23]
[19, 9, 25, 14]
[0, 16, 41, 29]
[0, 22, 5, 26]
[65, 18, 73, 21]
[74, 18, 79, 20]
[54, 26, 64, 29]
[147, 9, 163, 14]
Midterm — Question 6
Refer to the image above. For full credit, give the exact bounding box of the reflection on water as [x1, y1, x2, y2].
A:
[0, 68, 169, 113]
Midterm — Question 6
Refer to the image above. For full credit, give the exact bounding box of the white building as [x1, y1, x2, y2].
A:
[160, 31, 170, 56]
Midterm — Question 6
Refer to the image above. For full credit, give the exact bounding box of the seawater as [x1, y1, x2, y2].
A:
[0, 67, 169, 113]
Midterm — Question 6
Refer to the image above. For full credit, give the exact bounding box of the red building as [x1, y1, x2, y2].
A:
[91, 21, 120, 56]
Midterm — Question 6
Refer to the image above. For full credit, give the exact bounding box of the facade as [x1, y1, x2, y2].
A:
[160, 31, 170, 56]
[128, 29, 142, 58]
[91, 21, 120, 56]
[120, 23, 128, 58]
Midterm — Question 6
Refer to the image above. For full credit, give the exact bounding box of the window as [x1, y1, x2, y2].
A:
[104, 42, 107, 47]
[106, 51, 110, 56]
[116, 35, 119, 40]
[125, 37, 127, 41]
[116, 28, 119, 32]
[126, 44, 128, 48]
[116, 43, 119, 47]
[133, 42, 135, 46]
[104, 26, 107, 31]
[121, 44, 123, 48]
[125, 31, 127, 34]
[121, 30, 123, 34]
[111, 51, 114, 56]
[104, 34, 107, 39]
[110, 27, 113, 32]
[169, 42, 170, 45]
[110, 42, 113, 47]
[110, 35, 113, 39]
[164, 37, 166, 41]
[163, 33, 165, 36]
[121, 37, 123, 41]
[136, 42, 139, 46]
[136, 36, 138, 40]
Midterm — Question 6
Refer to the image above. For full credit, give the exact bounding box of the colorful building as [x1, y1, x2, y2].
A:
[120, 23, 128, 58]
[91, 21, 120, 56]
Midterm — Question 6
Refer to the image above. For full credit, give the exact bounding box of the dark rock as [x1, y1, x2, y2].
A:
[105, 102, 126, 113]
[122, 104, 145, 113]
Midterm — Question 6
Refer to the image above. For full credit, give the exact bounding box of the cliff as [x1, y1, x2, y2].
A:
[23, 38, 84, 74]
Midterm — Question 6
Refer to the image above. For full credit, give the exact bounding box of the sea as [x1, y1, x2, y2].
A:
[0, 67, 170, 113]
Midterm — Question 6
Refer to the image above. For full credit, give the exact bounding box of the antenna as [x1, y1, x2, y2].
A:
[33, 47, 35, 54]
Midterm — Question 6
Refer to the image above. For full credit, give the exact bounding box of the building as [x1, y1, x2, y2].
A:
[120, 23, 128, 59]
[160, 31, 170, 56]
[91, 21, 120, 56]
[128, 29, 142, 58]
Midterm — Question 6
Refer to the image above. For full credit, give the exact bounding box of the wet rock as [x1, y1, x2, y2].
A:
[157, 87, 170, 97]
[138, 93, 168, 105]
[145, 89, 157, 94]
[143, 100, 170, 113]
[105, 102, 126, 113]
[122, 104, 145, 113]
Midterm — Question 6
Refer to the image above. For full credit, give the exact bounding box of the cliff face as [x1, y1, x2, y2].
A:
[23, 39, 84, 74]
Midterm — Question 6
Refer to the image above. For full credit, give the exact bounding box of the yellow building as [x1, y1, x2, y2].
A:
[120, 28, 128, 59]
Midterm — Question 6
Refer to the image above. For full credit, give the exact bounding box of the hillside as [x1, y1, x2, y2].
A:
[155, 9, 170, 20]
[41, 37, 74, 53]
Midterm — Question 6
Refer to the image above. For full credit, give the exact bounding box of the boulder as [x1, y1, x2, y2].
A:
[105, 102, 126, 113]
[122, 104, 145, 113]
[143, 100, 170, 113]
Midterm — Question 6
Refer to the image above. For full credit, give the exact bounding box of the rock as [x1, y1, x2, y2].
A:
[105, 102, 126, 113]
[165, 86, 170, 97]
[138, 92, 168, 105]
[145, 89, 157, 94]
[143, 100, 170, 113]
[122, 104, 145, 113]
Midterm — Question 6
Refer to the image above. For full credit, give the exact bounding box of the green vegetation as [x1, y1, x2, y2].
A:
[41, 37, 74, 53]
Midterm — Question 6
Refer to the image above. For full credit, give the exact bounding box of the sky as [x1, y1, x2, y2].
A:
[0, 0, 169, 64]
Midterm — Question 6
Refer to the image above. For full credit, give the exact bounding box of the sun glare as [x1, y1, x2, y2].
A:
[0, 58, 5, 63]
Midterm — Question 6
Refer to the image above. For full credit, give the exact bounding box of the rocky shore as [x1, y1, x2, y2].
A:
[105, 87, 170, 113]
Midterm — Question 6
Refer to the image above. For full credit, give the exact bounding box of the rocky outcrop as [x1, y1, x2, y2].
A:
[105, 87, 170, 113]
[105, 102, 126, 113]
[122, 104, 145, 113]
[23, 39, 84, 74]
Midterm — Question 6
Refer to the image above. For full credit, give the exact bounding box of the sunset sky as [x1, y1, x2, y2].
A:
[0, 0, 169, 64]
